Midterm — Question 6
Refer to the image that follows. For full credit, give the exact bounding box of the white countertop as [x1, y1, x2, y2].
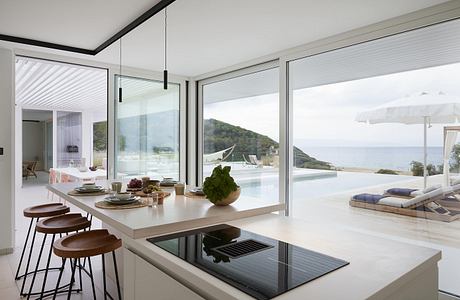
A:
[128, 214, 441, 300]
[47, 181, 285, 239]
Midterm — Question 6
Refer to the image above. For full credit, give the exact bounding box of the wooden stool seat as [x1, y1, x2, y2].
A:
[23, 203, 69, 218]
[35, 213, 91, 234]
[53, 229, 122, 259]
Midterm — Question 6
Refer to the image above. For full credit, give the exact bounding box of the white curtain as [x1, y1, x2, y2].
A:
[443, 130, 458, 186]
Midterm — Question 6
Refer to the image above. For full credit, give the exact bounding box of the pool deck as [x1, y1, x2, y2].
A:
[291, 174, 460, 295]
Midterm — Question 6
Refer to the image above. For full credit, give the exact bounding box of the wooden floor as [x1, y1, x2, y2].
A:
[291, 174, 460, 296]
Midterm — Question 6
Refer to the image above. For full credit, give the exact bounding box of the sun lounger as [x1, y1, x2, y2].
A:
[350, 187, 460, 222]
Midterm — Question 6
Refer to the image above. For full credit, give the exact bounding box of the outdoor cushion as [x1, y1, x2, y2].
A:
[352, 193, 386, 204]
[378, 197, 406, 207]
[402, 188, 444, 208]
[422, 184, 442, 194]
[385, 188, 417, 197]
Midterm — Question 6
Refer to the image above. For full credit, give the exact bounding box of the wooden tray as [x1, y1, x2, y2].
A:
[95, 200, 148, 210]
[68, 190, 108, 196]
[184, 191, 206, 199]
[134, 191, 171, 198]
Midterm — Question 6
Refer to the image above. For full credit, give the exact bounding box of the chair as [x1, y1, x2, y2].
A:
[53, 229, 122, 300]
[23, 161, 38, 180]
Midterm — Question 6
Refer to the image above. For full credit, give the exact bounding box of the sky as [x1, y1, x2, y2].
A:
[204, 61, 460, 148]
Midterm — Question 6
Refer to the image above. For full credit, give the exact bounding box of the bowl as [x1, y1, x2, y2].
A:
[115, 192, 132, 200]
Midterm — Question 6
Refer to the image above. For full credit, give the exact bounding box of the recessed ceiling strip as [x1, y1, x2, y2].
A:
[0, 0, 176, 55]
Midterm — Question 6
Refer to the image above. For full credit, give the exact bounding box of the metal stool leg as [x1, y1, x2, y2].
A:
[38, 234, 56, 299]
[112, 251, 122, 300]
[67, 258, 78, 300]
[52, 258, 66, 300]
[78, 258, 83, 292]
[20, 224, 40, 296]
[102, 254, 108, 300]
[88, 257, 97, 299]
[15, 217, 35, 280]
[27, 234, 47, 299]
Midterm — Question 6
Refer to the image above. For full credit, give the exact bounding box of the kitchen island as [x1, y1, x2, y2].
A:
[47, 182, 440, 299]
[125, 214, 440, 300]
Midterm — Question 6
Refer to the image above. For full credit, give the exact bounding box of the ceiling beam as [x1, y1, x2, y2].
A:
[0, 0, 176, 56]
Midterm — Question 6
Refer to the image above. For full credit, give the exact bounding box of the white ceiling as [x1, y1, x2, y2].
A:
[0, 0, 450, 77]
[15, 57, 107, 111]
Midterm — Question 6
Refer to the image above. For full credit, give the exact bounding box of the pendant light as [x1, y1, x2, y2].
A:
[118, 37, 123, 102]
[163, 7, 168, 90]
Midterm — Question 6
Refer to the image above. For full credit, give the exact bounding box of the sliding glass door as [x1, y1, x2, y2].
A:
[200, 65, 279, 201]
[288, 18, 460, 296]
[115, 75, 180, 180]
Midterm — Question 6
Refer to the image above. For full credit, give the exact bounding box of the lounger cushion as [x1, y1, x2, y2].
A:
[402, 188, 444, 208]
[443, 183, 460, 194]
[422, 184, 441, 194]
[378, 188, 444, 208]
[352, 193, 386, 204]
[378, 197, 406, 207]
[385, 188, 417, 197]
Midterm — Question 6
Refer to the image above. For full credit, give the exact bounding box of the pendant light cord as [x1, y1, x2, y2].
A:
[119, 37, 123, 102]
[119, 37, 122, 85]
[164, 7, 167, 71]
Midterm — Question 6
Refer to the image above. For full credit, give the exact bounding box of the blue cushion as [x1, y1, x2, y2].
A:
[386, 188, 417, 197]
[352, 193, 386, 204]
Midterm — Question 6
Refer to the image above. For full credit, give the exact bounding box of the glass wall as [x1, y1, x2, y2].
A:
[115, 75, 180, 180]
[201, 66, 279, 201]
[56, 111, 82, 168]
[289, 18, 460, 296]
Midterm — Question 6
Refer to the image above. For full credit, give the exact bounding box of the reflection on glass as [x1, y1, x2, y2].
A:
[289, 18, 460, 296]
[202, 68, 279, 201]
[148, 225, 348, 300]
[115, 76, 180, 180]
[56, 111, 82, 168]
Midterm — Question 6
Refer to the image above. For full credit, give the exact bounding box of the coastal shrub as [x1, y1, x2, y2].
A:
[376, 169, 398, 175]
[410, 161, 443, 176]
[410, 161, 424, 176]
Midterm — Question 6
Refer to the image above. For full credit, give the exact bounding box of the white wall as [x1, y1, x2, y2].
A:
[0, 47, 15, 253]
[22, 121, 45, 170]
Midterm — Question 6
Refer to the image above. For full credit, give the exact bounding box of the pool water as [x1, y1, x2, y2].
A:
[237, 171, 415, 201]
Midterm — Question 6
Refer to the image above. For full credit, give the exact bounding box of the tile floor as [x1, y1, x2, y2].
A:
[0, 172, 120, 299]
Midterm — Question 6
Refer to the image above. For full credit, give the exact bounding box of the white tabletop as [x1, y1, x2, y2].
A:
[47, 181, 285, 239]
[55, 168, 106, 180]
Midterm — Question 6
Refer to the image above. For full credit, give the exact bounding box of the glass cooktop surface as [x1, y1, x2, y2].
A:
[147, 224, 349, 300]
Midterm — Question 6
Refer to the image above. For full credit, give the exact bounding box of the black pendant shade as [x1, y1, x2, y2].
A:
[119, 38, 123, 102]
[163, 7, 168, 90]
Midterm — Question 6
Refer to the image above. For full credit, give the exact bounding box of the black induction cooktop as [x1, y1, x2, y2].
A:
[147, 224, 349, 300]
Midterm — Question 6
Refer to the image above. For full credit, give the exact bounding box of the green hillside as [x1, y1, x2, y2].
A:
[204, 119, 333, 170]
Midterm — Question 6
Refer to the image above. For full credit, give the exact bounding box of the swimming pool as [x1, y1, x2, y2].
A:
[237, 171, 415, 201]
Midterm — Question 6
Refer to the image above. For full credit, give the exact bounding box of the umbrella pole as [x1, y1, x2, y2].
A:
[423, 117, 427, 188]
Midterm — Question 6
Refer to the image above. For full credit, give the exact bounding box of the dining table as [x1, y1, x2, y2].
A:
[54, 167, 107, 181]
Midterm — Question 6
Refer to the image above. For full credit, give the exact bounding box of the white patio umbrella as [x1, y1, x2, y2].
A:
[355, 92, 460, 188]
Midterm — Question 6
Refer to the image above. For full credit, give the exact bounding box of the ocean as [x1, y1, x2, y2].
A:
[299, 146, 444, 171]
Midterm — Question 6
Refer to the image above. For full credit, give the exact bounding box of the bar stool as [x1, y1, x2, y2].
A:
[26, 213, 92, 299]
[53, 229, 122, 300]
[16, 203, 70, 295]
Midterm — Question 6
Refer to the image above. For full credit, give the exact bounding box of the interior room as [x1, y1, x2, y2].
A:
[1, 0, 460, 299]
